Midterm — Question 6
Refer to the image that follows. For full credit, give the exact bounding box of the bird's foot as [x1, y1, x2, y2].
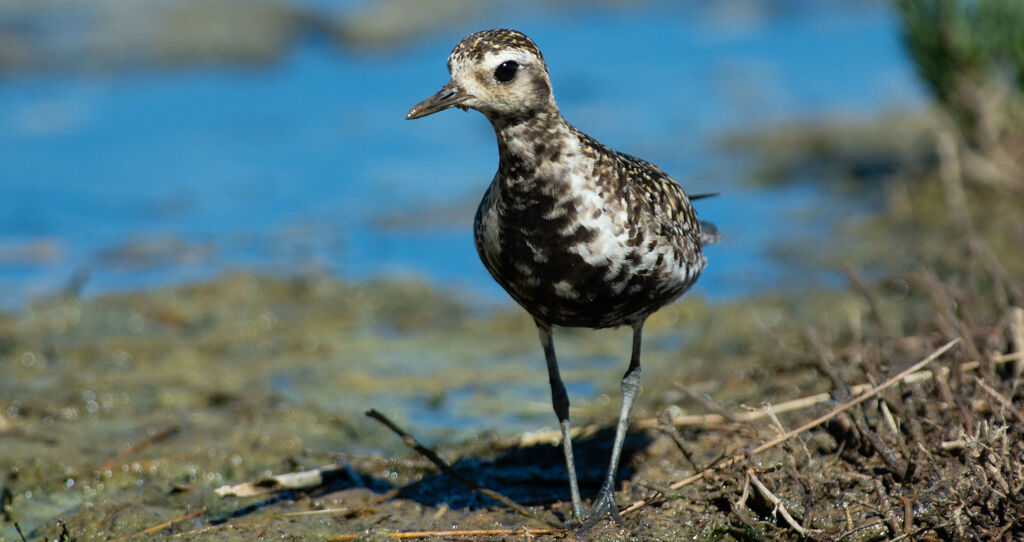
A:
[579, 483, 625, 531]
[566, 500, 587, 528]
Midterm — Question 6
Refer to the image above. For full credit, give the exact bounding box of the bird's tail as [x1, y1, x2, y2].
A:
[687, 192, 720, 246]
[699, 221, 721, 247]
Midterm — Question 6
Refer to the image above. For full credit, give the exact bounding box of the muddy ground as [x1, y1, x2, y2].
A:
[3, 116, 1024, 541]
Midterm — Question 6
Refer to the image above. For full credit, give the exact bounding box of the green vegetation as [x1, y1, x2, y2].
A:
[898, 0, 1024, 189]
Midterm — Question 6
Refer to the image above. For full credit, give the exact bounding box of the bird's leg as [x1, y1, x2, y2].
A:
[587, 319, 645, 525]
[536, 322, 586, 523]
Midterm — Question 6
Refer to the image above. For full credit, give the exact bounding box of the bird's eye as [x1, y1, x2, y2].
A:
[494, 60, 519, 83]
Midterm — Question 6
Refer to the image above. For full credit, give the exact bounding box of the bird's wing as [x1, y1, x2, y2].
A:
[617, 154, 722, 247]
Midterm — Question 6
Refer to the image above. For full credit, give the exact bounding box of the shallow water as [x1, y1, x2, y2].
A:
[0, 1, 924, 308]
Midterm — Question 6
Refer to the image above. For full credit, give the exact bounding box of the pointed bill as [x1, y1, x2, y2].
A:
[406, 82, 470, 120]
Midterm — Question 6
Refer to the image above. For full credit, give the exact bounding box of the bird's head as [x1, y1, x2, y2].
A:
[407, 29, 556, 124]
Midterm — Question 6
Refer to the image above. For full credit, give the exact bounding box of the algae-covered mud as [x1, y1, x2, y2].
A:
[0, 272, 740, 540]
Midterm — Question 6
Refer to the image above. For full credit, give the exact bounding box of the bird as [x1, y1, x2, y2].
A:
[406, 28, 719, 525]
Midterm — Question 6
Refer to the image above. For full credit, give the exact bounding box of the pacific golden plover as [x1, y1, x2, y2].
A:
[407, 28, 719, 525]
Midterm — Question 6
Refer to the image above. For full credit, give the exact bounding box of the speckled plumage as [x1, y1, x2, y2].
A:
[476, 115, 714, 328]
[408, 28, 718, 526]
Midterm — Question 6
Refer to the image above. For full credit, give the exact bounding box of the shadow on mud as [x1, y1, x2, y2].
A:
[213, 428, 652, 525]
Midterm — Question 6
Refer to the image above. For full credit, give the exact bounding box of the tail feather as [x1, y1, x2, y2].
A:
[699, 220, 721, 247]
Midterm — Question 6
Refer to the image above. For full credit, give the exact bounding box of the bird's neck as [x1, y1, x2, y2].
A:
[490, 106, 574, 190]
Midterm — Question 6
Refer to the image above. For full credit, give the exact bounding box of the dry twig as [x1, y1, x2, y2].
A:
[110, 506, 207, 541]
[328, 528, 567, 540]
[1011, 307, 1024, 393]
[215, 463, 358, 497]
[974, 376, 1024, 424]
[98, 425, 180, 474]
[747, 469, 809, 537]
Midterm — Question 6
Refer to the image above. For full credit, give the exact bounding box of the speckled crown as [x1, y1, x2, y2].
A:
[449, 29, 546, 68]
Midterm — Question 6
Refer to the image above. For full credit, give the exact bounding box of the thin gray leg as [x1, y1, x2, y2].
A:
[536, 321, 586, 522]
[587, 318, 645, 525]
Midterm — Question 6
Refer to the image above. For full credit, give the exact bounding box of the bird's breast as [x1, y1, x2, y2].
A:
[473, 169, 703, 328]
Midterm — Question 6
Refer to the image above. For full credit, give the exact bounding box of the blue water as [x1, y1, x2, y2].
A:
[0, 2, 925, 307]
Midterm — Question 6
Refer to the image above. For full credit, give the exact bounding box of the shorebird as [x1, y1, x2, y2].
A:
[407, 28, 719, 525]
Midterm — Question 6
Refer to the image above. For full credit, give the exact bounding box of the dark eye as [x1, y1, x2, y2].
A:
[494, 60, 518, 83]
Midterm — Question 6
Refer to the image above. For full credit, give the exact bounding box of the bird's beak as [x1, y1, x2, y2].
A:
[406, 81, 470, 120]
